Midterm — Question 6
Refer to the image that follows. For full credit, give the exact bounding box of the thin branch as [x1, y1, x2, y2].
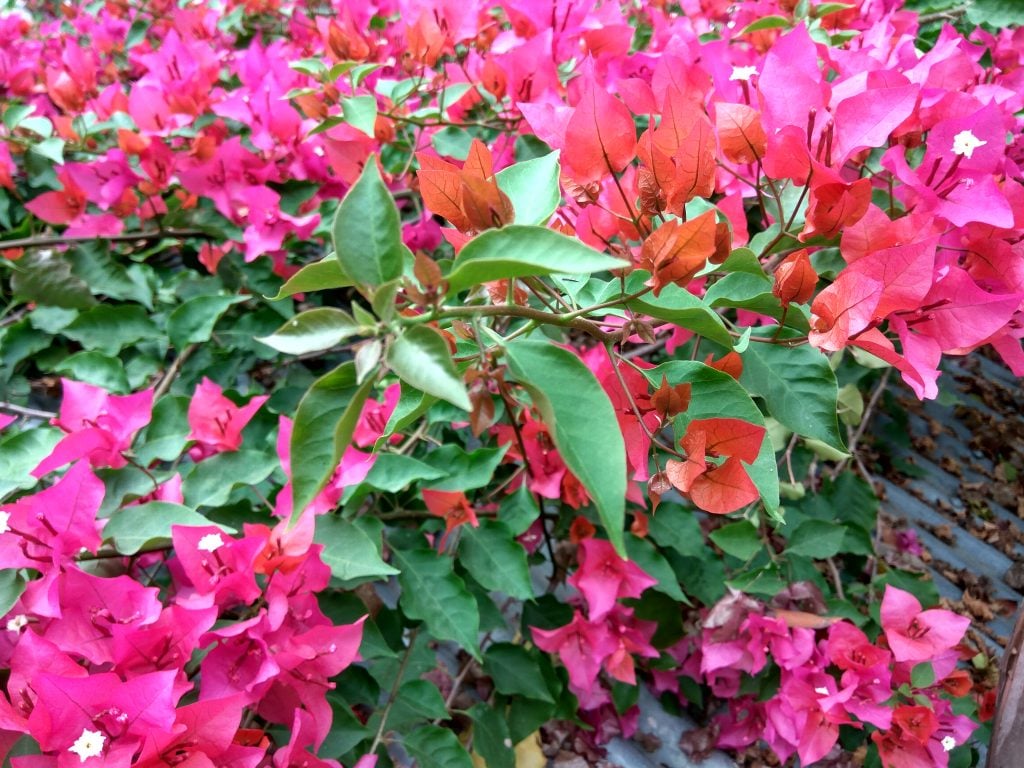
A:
[153, 344, 198, 400]
[0, 229, 214, 251]
[370, 627, 420, 755]
[0, 401, 56, 420]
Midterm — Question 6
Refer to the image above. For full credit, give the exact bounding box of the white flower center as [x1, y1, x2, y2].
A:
[814, 686, 829, 696]
[6, 615, 27, 633]
[0, 511, 10, 535]
[951, 130, 986, 159]
[197, 533, 225, 552]
[69, 729, 105, 762]
[730, 65, 758, 82]
[941, 735, 956, 752]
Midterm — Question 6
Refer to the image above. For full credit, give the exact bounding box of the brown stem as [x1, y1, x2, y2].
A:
[0, 229, 214, 251]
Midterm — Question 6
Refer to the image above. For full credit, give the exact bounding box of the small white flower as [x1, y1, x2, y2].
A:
[69, 729, 105, 762]
[0, 511, 10, 535]
[941, 735, 956, 752]
[814, 686, 829, 696]
[951, 130, 986, 159]
[197, 533, 225, 553]
[730, 65, 758, 82]
[6, 615, 27, 633]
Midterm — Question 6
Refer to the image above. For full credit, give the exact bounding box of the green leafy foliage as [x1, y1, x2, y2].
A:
[315, 516, 399, 582]
[386, 326, 471, 411]
[505, 340, 627, 553]
[102, 502, 218, 554]
[332, 158, 406, 287]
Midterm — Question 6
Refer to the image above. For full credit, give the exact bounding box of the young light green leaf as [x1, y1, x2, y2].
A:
[268, 257, 352, 300]
[740, 339, 845, 452]
[257, 308, 362, 355]
[333, 157, 404, 287]
[459, 520, 533, 600]
[340, 95, 378, 138]
[315, 515, 399, 582]
[291, 361, 376, 519]
[504, 340, 627, 554]
[444, 226, 625, 295]
[392, 547, 480, 659]
[495, 151, 561, 226]
[386, 326, 471, 411]
[103, 502, 219, 555]
[167, 295, 246, 348]
[0, 570, 26, 618]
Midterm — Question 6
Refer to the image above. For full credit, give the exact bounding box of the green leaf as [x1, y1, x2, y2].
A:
[68, 247, 153, 308]
[257, 308, 362, 355]
[647, 505, 705, 558]
[505, 340, 627, 554]
[385, 680, 449, 729]
[375, 384, 435, 448]
[403, 725, 474, 768]
[0, 427, 61, 496]
[785, 520, 846, 559]
[709, 520, 763, 560]
[483, 643, 555, 703]
[444, 226, 625, 295]
[340, 95, 378, 138]
[62, 305, 159, 355]
[182, 450, 277, 508]
[392, 547, 480, 659]
[738, 15, 790, 34]
[495, 151, 561, 226]
[268, 257, 353, 299]
[910, 662, 935, 689]
[387, 326, 471, 411]
[649, 358, 780, 514]
[333, 158, 404, 287]
[30, 137, 65, 163]
[315, 515, 399, 582]
[966, 0, 1024, 26]
[103, 502, 217, 555]
[459, 520, 533, 600]
[360, 454, 447, 493]
[54, 351, 130, 393]
[740, 339, 845, 451]
[291, 362, 376, 518]
[10, 251, 96, 310]
[0, 570, 27, 617]
[625, 535, 688, 603]
[469, 704, 516, 768]
[167, 295, 245, 348]
[3, 103, 34, 131]
[135, 396, 190, 465]
[421, 445, 507, 492]
[614, 273, 733, 346]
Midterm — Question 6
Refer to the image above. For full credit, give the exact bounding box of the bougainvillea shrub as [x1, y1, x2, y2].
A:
[0, 0, 1018, 765]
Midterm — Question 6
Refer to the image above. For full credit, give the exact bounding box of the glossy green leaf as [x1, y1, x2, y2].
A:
[505, 340, 627, 554]
[167, 295, 246, 348]
[444, 226, 625, 295]
[103, 502, 218, 555]
[738, 15, 790, 34]
[268, 258, 352, 300]
[469, 704, 516, 768]
[403, 725, 474, 768]
[387, 326, 471, 411]
[392, 547, 480, 659]
[613, 273, 732, 346]
[135, 396, 190, 465]
[291, 361, 376, 518]
[384, 680, 448, 729]
[63, 305, 159, 356]
[740, 339, 845, 451]
[709, 520, 762, 561]
[315, 515, 399, 582]
[332, 158, 404, 287]
[459, 520, 533, 600]
[421, 445, 507, 492]
[340, 95, 378, 137]
[495, 151, 561, 226]
[785, 519, 847, 559]
[375, 384, 436, 448]
[483, 643, 554, 703]
[625, 535, 688, 603]
[10, 251, 96, 309]
[360, 454, 447, 493]
[0, 427, 60, 496]
[54, 351, 129, 393]
[182, 450, 277, 508]
[0, 570, 27, 618]
[257, 308, 362, 355]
